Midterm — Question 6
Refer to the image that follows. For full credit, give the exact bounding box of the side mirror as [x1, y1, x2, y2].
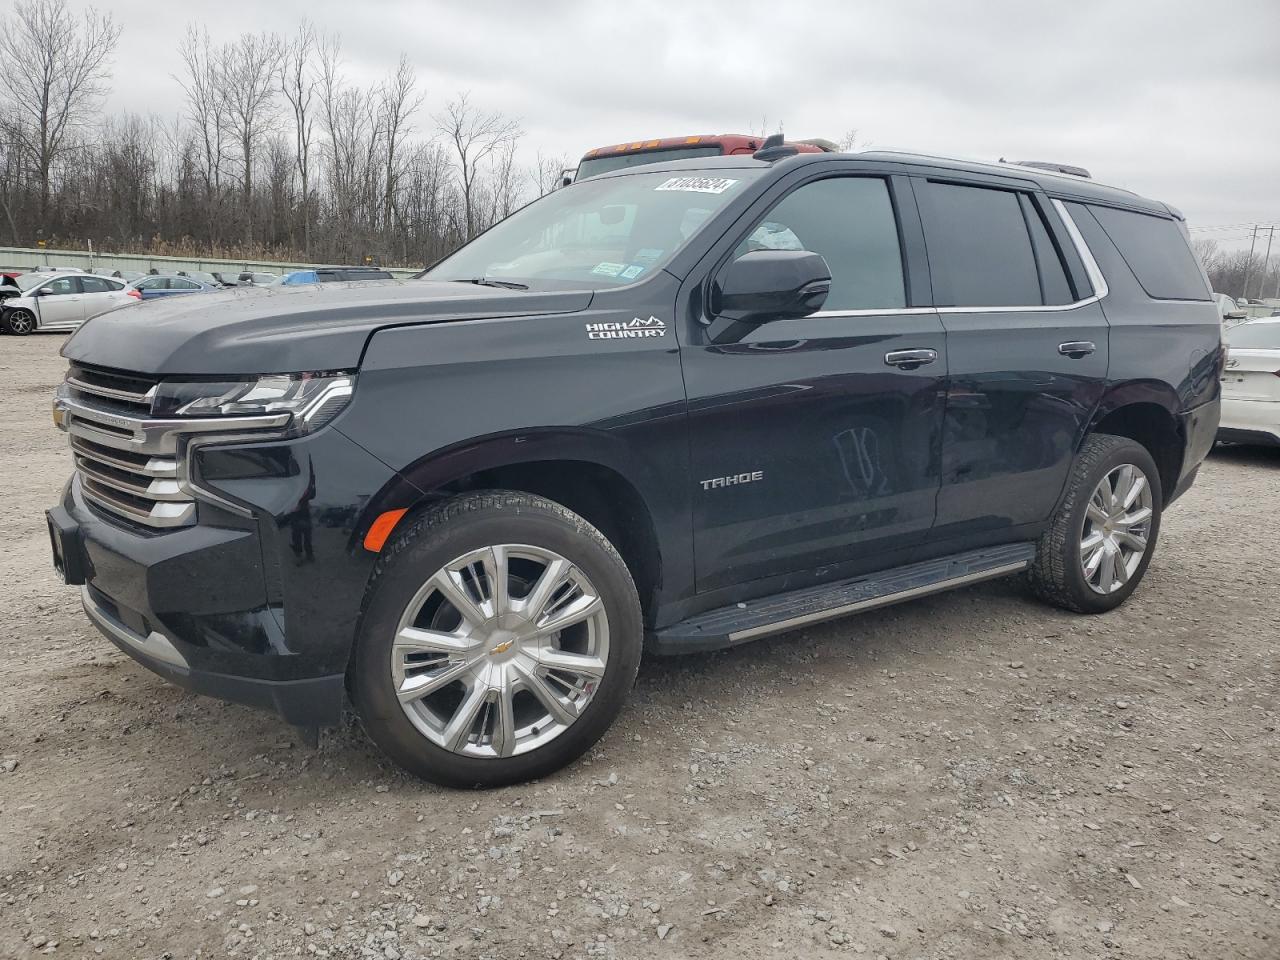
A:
[713, 250, 831, 324]
[32, 287, 48, 296]
[1224, 309, 1248, 320]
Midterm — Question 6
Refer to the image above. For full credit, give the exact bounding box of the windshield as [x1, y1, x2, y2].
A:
[577, 146, 723, 180]
[425, 169, 757, 289]
[17, 273, 52, 292]
[1228, 322, 1280, 349]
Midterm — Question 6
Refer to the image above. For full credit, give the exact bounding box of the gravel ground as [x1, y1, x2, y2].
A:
[1, 333, 1278, 960]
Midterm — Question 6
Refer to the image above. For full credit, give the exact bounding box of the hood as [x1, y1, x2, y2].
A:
[60, 280, 593, 375]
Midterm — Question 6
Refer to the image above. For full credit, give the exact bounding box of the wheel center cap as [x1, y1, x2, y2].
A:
[487, 629, 518, 657]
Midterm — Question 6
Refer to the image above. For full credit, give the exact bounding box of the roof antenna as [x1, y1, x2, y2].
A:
[753, 132, 798, 162]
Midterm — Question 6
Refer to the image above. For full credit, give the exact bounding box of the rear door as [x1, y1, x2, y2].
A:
[915, 176, 1110, 539]
[78, 275, 127, 318]
[684, 170, 946, 592]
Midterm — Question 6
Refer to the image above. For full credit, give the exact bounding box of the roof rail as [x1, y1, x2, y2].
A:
[1002, 159, 1092, 179]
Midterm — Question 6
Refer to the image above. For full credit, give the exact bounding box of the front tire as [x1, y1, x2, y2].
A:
[1029, 434, 1162, 614]
[4, 309, 35, 335]
[351, 491, 642, 788]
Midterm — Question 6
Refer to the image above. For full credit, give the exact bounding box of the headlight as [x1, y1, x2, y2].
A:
[152, 372, 355, 433]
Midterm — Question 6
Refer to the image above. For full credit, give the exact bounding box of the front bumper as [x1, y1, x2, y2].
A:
[79, 579, 344, 725]
[48, 424, 404, 727]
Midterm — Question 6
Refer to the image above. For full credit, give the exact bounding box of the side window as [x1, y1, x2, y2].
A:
[80, 276, 112, 293]
[137, 277, 162, 290]
[732, 177, 906, 312]
[1019, 196, 1075, 305]
[1087, 206, 1209, 301]
[922, 181, 1041, 307]
[43, 276, 77, 296]
[171, 278, 199, 290]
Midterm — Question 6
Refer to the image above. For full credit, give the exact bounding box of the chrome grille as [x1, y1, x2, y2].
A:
[58, 363, 291, 531]
[62, 366, 196, 529]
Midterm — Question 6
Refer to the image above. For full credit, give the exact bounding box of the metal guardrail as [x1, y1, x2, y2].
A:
[0, 245, 420, 279]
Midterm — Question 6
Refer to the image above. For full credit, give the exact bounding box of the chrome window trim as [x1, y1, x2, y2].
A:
[811, 307, 936, 318]
[1052, 198, 1109, 301]
[801, 199, 1108, 320]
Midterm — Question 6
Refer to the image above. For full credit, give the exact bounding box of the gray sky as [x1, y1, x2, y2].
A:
[83, 0, 1280, 250]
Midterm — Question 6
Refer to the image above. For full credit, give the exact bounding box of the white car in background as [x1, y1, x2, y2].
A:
[1, 273, 137, 335]
[1217, 318, 1280, 447]
[1213, 292, 1248, 326]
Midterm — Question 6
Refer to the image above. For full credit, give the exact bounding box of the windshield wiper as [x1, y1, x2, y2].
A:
[452, 277, 529, 290]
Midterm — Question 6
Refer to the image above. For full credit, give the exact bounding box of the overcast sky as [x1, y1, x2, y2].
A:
[78, 0, 1280, 251]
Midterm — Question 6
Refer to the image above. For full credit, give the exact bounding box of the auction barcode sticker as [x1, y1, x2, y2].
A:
[654, 177, 739, 195]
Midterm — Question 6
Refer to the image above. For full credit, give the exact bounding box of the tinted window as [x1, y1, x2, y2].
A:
[80, 276, 113, 293]
[170, 278, 200, 290]
[1227, 322, 1280, 349]
[1021, 196, 1075, 305]
[42, 277, 77, 295]
[137, 277, 165, 290]
[733, 177, 906, 311]
[923, 182, 1041, 307]
[1088, 206, 1209, 301]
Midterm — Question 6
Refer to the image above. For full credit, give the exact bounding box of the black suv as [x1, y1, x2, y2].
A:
[47, 147, 1221, 787]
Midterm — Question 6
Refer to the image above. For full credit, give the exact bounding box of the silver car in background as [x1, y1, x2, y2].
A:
[1, 273, 137, 335]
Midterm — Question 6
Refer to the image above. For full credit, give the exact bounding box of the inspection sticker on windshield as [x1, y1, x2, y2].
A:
[655, 176, 739, 195]
[591, 262, 625, 277]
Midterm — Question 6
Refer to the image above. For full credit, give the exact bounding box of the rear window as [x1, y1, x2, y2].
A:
[922, 181, 1043, 307]
[1087, 206, 1209, 301]
[1227, 322, 1280, 349]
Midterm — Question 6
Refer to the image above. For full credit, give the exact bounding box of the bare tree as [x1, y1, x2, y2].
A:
[317, 36, 376, 260]
[435, 93, 521, 240]
[376, 54, 422, 240]
[280, 21, 317, 254]
[530, 150, 571, 197]
[1, 0, 120, 226]
[837, 129, 863, 152]
[220, 31, 281, 244]
[177, 26, 227, 241]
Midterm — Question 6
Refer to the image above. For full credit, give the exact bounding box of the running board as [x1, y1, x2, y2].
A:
[650, 543, 1036, 654]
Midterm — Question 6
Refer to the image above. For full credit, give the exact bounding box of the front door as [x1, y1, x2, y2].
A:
[913, 177, 1110, 538]
[33, 275, 84, 329]
[683, 173, 946, 593]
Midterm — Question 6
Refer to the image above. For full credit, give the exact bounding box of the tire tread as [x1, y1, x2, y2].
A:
[1029, 433, 1159, 613]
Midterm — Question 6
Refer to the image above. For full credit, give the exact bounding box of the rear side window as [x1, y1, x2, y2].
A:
[80, 276, 116, 293]
[733, 177, 906, 311]
[1087, 206, 1208, 301]
[1020, 196, 1075, 305]
[922, 182, 1042, 307]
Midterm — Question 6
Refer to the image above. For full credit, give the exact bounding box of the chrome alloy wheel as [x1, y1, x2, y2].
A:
[391, 544, 610, 758]
[1080, 463, 1154, 595]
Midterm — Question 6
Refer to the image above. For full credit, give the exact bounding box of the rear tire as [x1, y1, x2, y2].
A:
[4, 309, 35, 335]
[351, 490, 642, 788]
[1029, 434, 1162, 614]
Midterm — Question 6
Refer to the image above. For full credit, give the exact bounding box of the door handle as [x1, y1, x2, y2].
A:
[1058, 341, 1096, 358]
[884, 348, 938, 369]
